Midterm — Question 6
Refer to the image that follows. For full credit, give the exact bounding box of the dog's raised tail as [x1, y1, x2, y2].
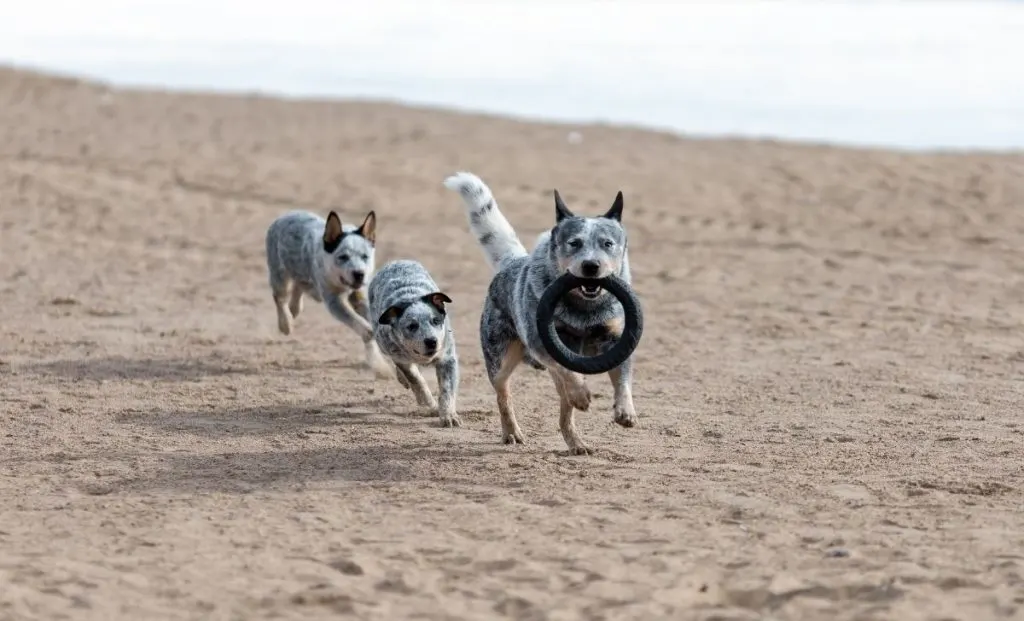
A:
[443, 172, 527, 272]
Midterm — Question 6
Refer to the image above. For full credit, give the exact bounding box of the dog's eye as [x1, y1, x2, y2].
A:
[339, 254, 350, 262]
[407, 322, 419, 332]
[431, 317, 443, 327]
[602, 240, 614, 249]
[568, 239, 583, 249]
[360, 254, 368, 261]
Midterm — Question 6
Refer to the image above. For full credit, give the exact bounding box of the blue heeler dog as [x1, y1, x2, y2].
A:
[264, 209, 394, 379]
[369, 259, 461, 428]
[443, 172, 637, 455]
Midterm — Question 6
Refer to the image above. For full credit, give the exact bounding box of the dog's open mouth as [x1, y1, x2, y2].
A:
[578, 284, 602, 300]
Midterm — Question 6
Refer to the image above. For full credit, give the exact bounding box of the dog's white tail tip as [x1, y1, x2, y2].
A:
[443, 171, 484, 191]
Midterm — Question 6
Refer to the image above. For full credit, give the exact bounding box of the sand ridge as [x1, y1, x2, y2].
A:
[1, 66, 1024, 620]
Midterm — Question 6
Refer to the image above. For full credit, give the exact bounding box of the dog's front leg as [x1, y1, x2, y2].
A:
[323, 290, 373, 337]
[608, 355, 638, 427]
[535, 354, 591, 412]
[391, 358, 414, 390]
[347, 288, 372, 323]
[396, 362, 438, 410]
[323, 293, 394, 379]
[549, 368, 593, 455]
[434, 353, 461, 428]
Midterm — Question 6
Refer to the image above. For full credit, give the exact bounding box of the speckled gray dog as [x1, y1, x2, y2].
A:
[444, 171, 637, 455]
[264, 209, 394, 379]
[369, 259, 461, 428]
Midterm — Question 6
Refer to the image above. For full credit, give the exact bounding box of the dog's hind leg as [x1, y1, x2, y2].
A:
[550, 369, 593, 455]
[288, 286, 304, 320]
[487, 340, 526, 445]
[396, 362, 437, 410]
[266, 235, 294, 335]
[272, 280, 295, 336]
[482, 302, 526, 444]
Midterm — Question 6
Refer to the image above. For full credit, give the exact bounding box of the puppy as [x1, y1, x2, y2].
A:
[443, 172, 637, 455]
[264, 209, 394, 378]
[369, 259, 461, 428]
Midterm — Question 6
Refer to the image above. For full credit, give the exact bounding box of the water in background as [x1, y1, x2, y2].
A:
[1, 0, 1022, 152]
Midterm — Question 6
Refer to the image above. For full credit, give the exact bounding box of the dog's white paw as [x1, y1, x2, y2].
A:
[613, 405, 638, 428]
[439, 412, 462, 428]
[364, 344, 395, 380]
[372, 364, 396, 380]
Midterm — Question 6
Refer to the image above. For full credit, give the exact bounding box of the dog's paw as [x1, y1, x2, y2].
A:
[613, 406, 638, 428]
[375, 366, 398, 381]
[439, 412, 462, 428]
[277, 314, 293, 335]
[364, 347, 396, 379]
[502, 430, 526, 445]
[417, 394, 439, 410]
[567, 443, 595, 456]
[566, 383, 592, 411]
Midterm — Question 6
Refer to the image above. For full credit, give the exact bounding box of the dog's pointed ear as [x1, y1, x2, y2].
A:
[554, 189, 574, 223]
[357, 210, 377, 244]
[603, 191, 624, 222]
[422, 291, 452, 314]
[323, 211, 344, 253]
[378, 305, 403, 326]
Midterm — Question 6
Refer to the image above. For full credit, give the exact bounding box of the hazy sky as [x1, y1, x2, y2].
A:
[1, 0, 1021, 150]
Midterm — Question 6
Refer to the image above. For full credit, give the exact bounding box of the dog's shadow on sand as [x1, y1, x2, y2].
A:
[123, 444, 450, 493]
[116, 400, 389, 433]
[22, 355, 365, 382]
[113, 401, 502, 493]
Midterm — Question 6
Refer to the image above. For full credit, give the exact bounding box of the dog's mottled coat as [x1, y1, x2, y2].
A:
[264, 209, 393, 378]
[369, 259, 461, 428]
[443, 172, 638, 455]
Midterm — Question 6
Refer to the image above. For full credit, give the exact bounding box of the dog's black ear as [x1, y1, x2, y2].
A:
[323, 211, 345, 253]
[554, 189, 574, 223]
[422, 292, 452, 314]
[378, 305, 403, 326]
[603, 191, 624, 222]
[357, 210, 377, 244]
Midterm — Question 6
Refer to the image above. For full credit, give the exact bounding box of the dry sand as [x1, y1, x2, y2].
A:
[1, 66, 1023, 620]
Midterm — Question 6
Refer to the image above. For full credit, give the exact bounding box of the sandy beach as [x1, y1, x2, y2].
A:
[1, 66, 1023, 620]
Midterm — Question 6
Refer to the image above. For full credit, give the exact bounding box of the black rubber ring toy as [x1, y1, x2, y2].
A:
[535, 273, 644, 375]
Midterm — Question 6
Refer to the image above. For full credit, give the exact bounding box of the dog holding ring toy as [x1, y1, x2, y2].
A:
[443, 171, 643, 455]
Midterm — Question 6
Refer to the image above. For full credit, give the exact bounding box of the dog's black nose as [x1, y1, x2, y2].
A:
[581, 261, 600, 277]
[423, 337, 438, 352]
[351, 270, 365, 286]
